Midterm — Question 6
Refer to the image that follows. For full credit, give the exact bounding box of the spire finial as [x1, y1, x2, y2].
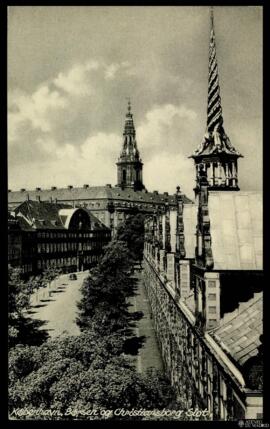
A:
[126, 97, 131, 114]
[210, 6, 214, 30]
[190, 6, 242, 160]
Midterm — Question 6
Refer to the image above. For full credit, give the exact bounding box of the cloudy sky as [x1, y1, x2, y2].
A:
[8, 6, 262, 199]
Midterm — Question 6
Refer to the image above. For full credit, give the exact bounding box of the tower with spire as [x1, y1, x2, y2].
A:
[116, 100, 144, 191]
[190, 7, 243, 192]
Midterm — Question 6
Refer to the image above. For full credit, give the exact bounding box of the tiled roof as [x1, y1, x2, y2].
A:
[8, 185, 193, 206]
[14, 200, 107, 231]
[208, 191, 262, 270]
[210, 292, 263, 366]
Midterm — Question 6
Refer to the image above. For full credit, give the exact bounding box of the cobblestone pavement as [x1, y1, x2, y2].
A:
[129, 267, 164, 373]
[27, 271, 89, 338]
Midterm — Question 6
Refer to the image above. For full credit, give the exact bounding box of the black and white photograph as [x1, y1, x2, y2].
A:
[7, 4, 264, 423]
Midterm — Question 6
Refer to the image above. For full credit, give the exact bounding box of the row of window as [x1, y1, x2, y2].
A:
[76, 201, 162, 209]
[22, 263, 33, 273]
[8, 248, 21, 259]
[37, 231, 94, 239]
[37, 254, 99, 269]
[37, 241, 100, 253]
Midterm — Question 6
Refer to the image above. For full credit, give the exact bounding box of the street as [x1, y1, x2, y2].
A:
[129, 268, 164, 373]
[27, 267, 164, 374]
[27, 271, 89, 338]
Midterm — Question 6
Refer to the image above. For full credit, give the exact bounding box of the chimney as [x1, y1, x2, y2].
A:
[20, 188, 26, 192]
[36, 195, 41, 202]
[67, 185, 73, 189]
[106, 184, 112, 188]
[50, 196, 53, 203]
[153, 190, 159, 195]
[163, 192, 169, 196]
[83, 184, 89, 189]
[51, 186, 57, 190]
[36, 187, 41, 191]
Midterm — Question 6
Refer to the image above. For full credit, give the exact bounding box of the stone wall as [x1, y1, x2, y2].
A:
[142, 257, 263, 420]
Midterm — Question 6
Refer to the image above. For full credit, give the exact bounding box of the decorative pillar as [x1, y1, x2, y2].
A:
[225, 163, 229, 186]
[179, 260, 190, 298]
[167, 253, 175, 289]
[165, 203, 171, 253]
[204, 272, 220, 330]
[159, 249, 166, 272]
[211, 163, 215, 186]
[218, 162, 222, 186]
[232, 162, 236, 187]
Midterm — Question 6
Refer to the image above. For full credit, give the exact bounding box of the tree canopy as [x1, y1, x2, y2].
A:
[8, 267, 49, 347]
[116, 210, 145, 263]
[9, 225, 180, 420]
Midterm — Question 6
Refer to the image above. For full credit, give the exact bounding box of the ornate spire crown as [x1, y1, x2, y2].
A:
[120, 99, 140, 160]
[190, 7, 243, 191]
[192, 7, 242, 159]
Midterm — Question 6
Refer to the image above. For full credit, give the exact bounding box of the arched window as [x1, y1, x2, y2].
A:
[122, 169, 126, 183]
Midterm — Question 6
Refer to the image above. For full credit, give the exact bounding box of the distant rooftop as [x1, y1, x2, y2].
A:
[8, 185, 193, 206]
[12, 200, 108, 231]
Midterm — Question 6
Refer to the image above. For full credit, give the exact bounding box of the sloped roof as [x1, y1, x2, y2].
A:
[210, 292, 263, 366]
[14, 200, 107, 231]
[191, 132, 242, 158]
[8, 185, 193, 206]
[208, 191, 262, 270]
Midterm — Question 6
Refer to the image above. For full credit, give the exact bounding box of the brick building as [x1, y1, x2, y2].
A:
[143, 9, 263, 420]
[8, 200, 111, 276]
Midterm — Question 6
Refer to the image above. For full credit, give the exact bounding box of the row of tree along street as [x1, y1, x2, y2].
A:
[9, 212, 186, 421]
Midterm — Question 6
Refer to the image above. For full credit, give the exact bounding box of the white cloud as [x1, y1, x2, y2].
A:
[104, 63, 120, 80]
[8, 132, 121, 190]
[53, 60, 99, 95]
[8, 86, 68, 140]
[137, 103, 197, 150]
[8, 100, 198, 198]
[104, 61, 132, 80]
[135, 103, 198, 197]
[81, 132, 119, 160]
[144, 151, 195, 198]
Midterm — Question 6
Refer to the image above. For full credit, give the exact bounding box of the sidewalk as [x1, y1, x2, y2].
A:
[129, 268, 164, 373]
[27, 271, 88, 337]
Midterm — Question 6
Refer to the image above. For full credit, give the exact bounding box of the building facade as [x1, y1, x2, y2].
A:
[8, 102, 192, 236]
[8, 200, 111, 276]
[143, 9, 263, 420]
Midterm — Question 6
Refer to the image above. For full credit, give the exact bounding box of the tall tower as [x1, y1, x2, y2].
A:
[190, 7, 243, 192]
[116, 100, 144, 191]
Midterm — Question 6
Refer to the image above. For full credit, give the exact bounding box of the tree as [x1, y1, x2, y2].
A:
[8, 266, 49, 347]
[9, 332, 177, 420]
[116, 210, 145, 263]
[76, 240, 145, 355]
